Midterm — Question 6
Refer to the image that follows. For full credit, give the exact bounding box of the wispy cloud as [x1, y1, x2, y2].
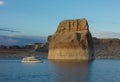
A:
[90, 29, 120, 39]
[0, 35, 47, 46]
[0, 1, 5, 5]
[0, 28, 20, 33]
[0, 25, 20, 33]
[0, 37, 18, 45]
[88, 20, 120, 25]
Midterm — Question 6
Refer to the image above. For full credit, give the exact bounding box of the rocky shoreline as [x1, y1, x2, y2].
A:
[0, 49, 48, 58]
[0, 38, 120, 59]
[93, 38, 120, 59]
[0, 43, 48, 58]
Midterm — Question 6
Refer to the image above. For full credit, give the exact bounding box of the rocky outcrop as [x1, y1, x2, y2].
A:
[48, 18, 94, 60]
[93, 38, 120, 58]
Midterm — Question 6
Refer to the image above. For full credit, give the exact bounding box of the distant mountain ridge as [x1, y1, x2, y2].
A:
[0, 35, 47, 46]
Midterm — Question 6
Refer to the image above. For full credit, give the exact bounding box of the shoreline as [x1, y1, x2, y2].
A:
[0, 49, 120, 59]
[0, 49, 48, 58]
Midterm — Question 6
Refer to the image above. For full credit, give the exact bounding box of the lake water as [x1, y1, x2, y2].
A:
[0, 58, 120, 82]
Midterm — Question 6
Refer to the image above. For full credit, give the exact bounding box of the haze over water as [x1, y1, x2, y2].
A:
[0, 58, 120, 82]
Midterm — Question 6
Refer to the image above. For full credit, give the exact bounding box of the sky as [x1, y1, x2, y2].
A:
[0, 0, 120, 38]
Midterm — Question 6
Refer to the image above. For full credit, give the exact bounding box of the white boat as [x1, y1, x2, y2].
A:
[22, 56, 42, 63]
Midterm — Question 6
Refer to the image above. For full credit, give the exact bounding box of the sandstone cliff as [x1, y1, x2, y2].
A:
[93, 38, 120, 58]
[48, 18, 94, 60]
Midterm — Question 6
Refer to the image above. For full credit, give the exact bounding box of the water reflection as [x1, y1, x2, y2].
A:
[48, 60, 90, 82]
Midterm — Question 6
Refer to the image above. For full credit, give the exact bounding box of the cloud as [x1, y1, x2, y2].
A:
[0, 35, 47, 46]
[0, 28, 20, 33]
[91, 30, 120, 39]
[0, 25, 21, 33]
[0, 1, 4, 5]
[88, 20, 120, 25]
[0, 37, 18, 46]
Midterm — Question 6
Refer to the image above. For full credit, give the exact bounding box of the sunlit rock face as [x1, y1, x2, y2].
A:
[48, 18, 94, 60]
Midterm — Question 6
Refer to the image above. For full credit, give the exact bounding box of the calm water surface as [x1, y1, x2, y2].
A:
[0, 58, 120, 82]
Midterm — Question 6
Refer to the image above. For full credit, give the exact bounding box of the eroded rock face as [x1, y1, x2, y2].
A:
[48, 18, 94, 60]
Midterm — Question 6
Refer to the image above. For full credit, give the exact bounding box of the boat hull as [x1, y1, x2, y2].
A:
[21, 60, 42, 63]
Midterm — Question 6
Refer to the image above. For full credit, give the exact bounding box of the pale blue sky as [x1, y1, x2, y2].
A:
[0, 0, 120, 37]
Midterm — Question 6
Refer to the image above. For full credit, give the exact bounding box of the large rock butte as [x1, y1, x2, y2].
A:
[48, 18, 94, 60]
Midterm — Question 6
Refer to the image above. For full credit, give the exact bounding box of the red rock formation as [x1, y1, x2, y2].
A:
[48, 18, 94, 60]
